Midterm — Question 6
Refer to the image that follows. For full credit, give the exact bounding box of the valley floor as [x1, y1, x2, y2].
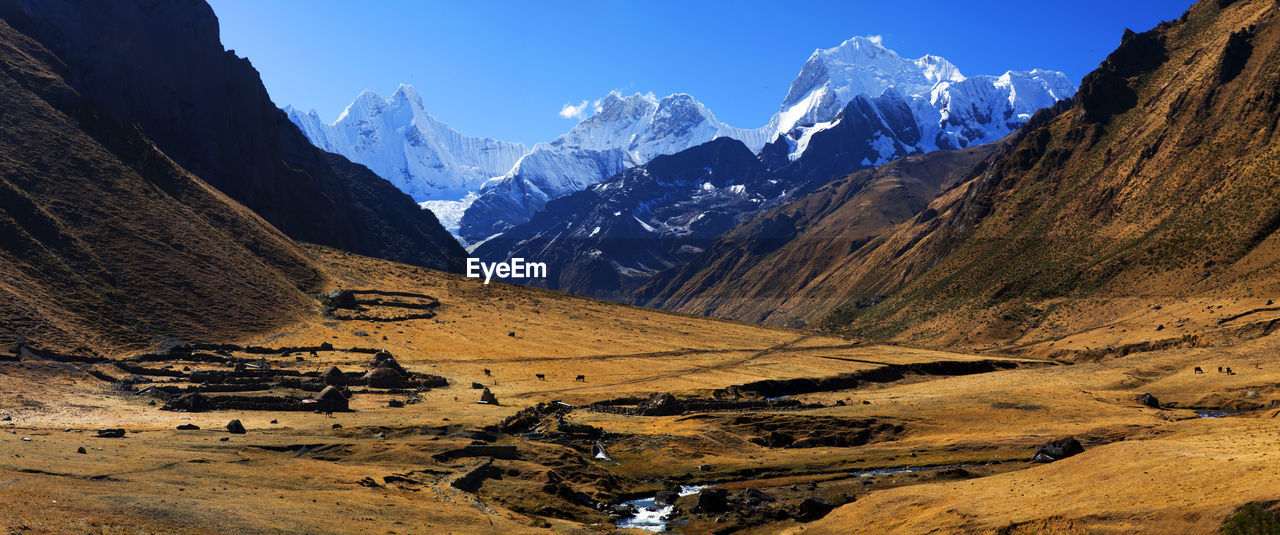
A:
[2, 247, 1279, 534]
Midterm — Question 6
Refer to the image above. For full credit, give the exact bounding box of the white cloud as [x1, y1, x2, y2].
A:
[867, 35, 883, 45]
[559, 100, 590, 120]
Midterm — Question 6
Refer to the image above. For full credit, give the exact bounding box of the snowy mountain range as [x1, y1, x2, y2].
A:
[457, 92, 770, 241]
[766, 36, 1077, 160]
[284, 84, 526, 203]
[284, 36, 1075, 245]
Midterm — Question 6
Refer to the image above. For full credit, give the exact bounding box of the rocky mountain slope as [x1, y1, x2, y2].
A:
[474, 75, 1055, 302]
[470, 96, 979, 299]
[458, 92, 769, 241]
[472, 138, 775, 299]
[285, 85, 527, 203]
[0, 10, 323, 354]
[634, 144, 999, 326]
[1, 0, 466, 271]
[649, 0, 1280, 343]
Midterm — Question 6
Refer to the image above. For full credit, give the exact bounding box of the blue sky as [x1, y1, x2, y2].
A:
[208, 0, 1193, 146]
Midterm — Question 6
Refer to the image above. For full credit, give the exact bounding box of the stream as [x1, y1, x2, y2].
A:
[614, 485, 707, 532]
[1193, 408, 1244, 418]
[614, 464, 979, 531]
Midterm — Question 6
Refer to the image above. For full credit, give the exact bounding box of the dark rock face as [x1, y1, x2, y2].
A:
[96, 428, 126, 438]
[1217, 25, 1256, 86]
[176, 424, 200, 430]
[0, 0, 465, 271]
[1032, 436, 1085, 462]
[480, 387, 499, 405]
[1138, 393, 1161, 409]
[639, 392, 685, 416]
[794, 496, 835, 522]
[1077, 27, 1168, 125]
[226, 419, 246, 434]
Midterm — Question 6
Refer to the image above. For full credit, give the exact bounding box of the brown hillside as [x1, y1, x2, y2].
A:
[818, 0, 1280, 347]
[636, 145, 999, 327]
[0, 16, 323, 355]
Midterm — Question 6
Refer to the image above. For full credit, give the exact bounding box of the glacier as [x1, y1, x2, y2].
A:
[284, 84, 527, 203]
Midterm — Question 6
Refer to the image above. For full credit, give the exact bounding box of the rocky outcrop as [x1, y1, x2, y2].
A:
[639, 392, 685, 416]
[1032, 436, 1085, 462]
[1076, 27, 1168, 125]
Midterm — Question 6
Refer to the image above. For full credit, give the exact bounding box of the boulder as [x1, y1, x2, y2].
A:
[692, 488, 728, 514]
[319, 366, 346, 386]
[165, 392, 211, 412]
[322, 289, 358, 309]
[1138, 393, 1161, 409]
[362, 367, 408, 389]
[176, 424, 200, 430]
[309, 386, 349, 412]
[96, 428, 126, 438]
[741, 488, 776, 504]
[471, 382, 485, 389]
[794, 496, 835, 522]
[640, 392, 685, 416]
[226, 419, 246, 434]
[654, 489, 678, 507]
[480, 387, 499, 405]
[1032, 436, 1084, 462]
[156, 339, 192, 355]
[388, 399, 404, 408]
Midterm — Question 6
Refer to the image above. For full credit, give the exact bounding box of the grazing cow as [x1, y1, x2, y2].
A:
[483, 368, 492, 376]
[1194, 367, 1204, 374]
[536, 373, 546, 381]
[1218, 366, 1224, 373]
[575, 375, 586, 382]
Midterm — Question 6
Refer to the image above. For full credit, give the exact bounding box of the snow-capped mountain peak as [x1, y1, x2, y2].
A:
[770, 36, 1076, 158]
[286, 85, 527, 203]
